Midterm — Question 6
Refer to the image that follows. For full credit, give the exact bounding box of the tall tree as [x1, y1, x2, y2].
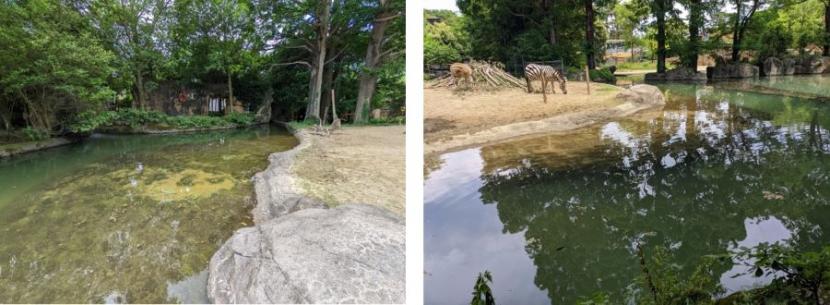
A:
[354, 0, 403, 123]
[654, 0, 669, 73]
[585, 0, 596, 69]
[305, 0, 331, 122]
[732, 0, 763, 62]
[174, 0, 255, 115]
[685, 0, 703, 69]
[0, 0, 115, 130]
[82, 0, 171, 110]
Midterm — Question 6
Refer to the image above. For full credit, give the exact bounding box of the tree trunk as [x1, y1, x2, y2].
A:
[355, 0, 395, 123]
[656, 0, 667, 73]
[544, 0, 557, 46]
[732, 0, 742, 62]
[585, 0, 596, 70]
[356, 75, 378, 122]
[687, 0, 702, 69]
[305, 0, 331, 122]
[226, 72, 234, 115]
[824, 3, 830, 56]
[134, 70, 145, 110]
[320, 59, 337, 123]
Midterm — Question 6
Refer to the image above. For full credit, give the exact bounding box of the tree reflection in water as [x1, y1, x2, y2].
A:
[476, 84, 830, 303]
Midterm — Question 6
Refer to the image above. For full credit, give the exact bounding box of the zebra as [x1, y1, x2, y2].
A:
[524, 64, 567, 103]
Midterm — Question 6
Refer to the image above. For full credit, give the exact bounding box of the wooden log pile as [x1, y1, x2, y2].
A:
[429, 60, 525, 89]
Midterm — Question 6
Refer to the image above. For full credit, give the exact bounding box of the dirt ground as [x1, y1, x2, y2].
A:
[292, 125, 405, 216]
[424, 81, 622, 144]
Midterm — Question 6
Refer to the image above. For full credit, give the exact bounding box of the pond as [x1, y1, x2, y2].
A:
[0, 124, 297, 303]
[424, 76, 830, 304]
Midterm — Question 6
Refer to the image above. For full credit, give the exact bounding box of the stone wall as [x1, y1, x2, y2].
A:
[762, 56, 830, 76]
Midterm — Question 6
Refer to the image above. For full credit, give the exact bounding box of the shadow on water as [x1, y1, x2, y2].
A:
[425, 76, 830, 304]
[0, 124, 296, 303]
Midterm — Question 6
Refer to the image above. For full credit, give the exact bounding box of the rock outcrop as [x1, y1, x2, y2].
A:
[207, 204, 405, 304]
[707, 63, 759, 79]
[209, 126, 405, 304]
[615, 84, 666, 106]
[644, 67, 706, 82]
[763, 57, 783, 76]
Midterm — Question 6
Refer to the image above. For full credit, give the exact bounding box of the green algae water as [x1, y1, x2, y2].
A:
[0, 124, 297, 303]
[424, 76, 830, 304]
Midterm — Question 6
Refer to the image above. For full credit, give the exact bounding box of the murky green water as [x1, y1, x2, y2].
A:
[425, 76, 830, 304]
[0, 125, 297, 303]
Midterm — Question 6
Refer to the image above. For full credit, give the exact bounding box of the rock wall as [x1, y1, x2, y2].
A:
[207, 126, 405, 304]
[762, 56, 830, 76]
[644, 67, 707, 82]
[707, 63, 759, 79]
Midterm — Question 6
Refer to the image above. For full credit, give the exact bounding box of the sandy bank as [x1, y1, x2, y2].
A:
[292, 125, 405, 216]
[424, 83, 665, 156]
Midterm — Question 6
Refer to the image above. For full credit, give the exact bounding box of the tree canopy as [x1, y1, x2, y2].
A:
[425, 0, 830, 74]
[0, 0, 404, 136]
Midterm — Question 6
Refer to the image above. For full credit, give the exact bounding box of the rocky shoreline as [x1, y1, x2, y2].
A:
[206, 123, 406, 304]
[0, 137, 78, 158]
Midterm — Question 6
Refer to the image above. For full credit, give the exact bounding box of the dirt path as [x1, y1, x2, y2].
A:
[292, 125, 405, 216]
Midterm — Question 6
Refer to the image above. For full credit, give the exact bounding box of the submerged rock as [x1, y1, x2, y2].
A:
[207, 204, 405, 304]
[615, 84, 665, 106]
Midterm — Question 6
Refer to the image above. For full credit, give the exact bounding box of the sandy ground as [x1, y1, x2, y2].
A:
[425, 81, 622, 145]
[292, 125, 405, 216]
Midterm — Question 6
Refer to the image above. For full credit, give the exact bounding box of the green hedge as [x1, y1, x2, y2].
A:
[69, 109, 255, 134]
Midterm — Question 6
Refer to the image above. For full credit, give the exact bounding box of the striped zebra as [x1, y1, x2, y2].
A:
[524, 64, 568, 103]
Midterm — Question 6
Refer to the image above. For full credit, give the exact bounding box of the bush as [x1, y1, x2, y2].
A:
[69, 109, 256, 133]
[368, 116, 405, 125]
[589, 68, 617, 84]
[22, 127, 49, 141]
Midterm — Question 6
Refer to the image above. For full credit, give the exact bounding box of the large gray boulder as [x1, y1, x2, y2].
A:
[707, 63, 759, 79]
[644, 67, 706, 82]
[615, 84, 665, 106]
[207, 204, 405, 304]
[763, 57, 783, 76]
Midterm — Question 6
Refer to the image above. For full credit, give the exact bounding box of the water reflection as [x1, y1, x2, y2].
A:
[425, 79, 830, 304]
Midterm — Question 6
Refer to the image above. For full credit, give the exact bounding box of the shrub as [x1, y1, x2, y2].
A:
[69, 109, 256, 133]
[22, 127, 49, 141]
[589, 68, 617, 84]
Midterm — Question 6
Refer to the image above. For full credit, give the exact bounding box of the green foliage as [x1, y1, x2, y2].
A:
[739, 244, 830, 304]
[69, 109, 254, 133]
[21, 127, 49, 141]
[589, 68, 617, 83]
[634, 246, 725, 305]
[470, 271, 495, 305]
[0, 0, 116, 131]
[455, 0, 612, 69]
[424, 10, 471, 65]
[577, 293, 612, 305]
[367, 116, 405, 126]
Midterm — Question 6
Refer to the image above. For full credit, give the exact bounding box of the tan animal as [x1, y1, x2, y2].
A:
[449, 63, 473, 88]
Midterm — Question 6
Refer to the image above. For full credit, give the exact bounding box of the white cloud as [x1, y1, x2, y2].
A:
[423, 0, 459, 12]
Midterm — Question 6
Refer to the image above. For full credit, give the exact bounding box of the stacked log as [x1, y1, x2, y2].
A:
[429, 60, 525, 89]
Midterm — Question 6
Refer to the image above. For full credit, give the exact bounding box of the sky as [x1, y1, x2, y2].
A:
[423, 0, 459, 12]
